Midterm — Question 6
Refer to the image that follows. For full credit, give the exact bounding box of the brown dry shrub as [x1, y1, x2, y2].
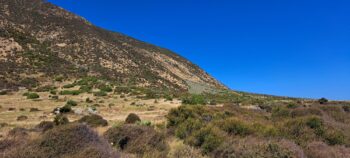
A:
[3, 123, 118, 158]
[213, 137, 304, 158]
[306, 141, 350, 158]
[104, 124, 168, 156]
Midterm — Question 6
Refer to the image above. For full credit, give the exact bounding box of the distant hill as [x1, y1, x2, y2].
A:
[0, 0, 226, 92]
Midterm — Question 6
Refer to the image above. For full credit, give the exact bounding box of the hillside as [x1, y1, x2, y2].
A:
[0, 0, 225, 92]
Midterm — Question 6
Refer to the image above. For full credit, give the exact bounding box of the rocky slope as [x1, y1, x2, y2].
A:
[0, 0, 226, 92]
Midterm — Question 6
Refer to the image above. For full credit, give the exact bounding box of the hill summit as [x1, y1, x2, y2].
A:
[0, 0, 225, 92]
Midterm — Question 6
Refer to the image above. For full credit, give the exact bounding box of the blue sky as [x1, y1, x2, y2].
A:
[48, 0, 350, 100]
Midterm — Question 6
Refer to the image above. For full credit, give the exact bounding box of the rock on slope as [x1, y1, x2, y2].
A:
[0, 0, 226, 92]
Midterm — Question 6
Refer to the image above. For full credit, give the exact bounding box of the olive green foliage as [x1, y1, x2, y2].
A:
[54, 114, 69, 125]
[60, 90, 81, 95]
[78, 114, 108, 127]
[167, 103, 350, 157]
[63, 84, 75, 88]
[59, 105, 72, 113]
[24, 92, 40, 99]
[66, 100, 78, 106]
[182, 94, 207, 105]
[93, 91, 107, 96]
[318, 98, 328, 104]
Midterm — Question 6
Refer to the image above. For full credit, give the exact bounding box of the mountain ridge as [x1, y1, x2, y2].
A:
[0, 0, 226, 92]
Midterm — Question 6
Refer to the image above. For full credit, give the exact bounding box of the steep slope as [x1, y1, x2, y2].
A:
[0, 0, 226, 92]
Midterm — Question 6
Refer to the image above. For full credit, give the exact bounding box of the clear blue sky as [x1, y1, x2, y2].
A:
[48, 0, 350, 100]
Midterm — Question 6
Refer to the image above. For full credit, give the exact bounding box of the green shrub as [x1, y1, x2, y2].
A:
[86, 97, 93, 103]
[175, 118, 203, 139]
[94, 91, 107, 96]
[79, 85, 93, 93]
[287, 103, 298, 109]
[324, 129, 345, 145]
[125, 113, 141, 124]
[189, 126, 224, 154]
[306, 117, 323, 129]
[0, 90, 8, 95]
[219, 118, 252, 136]
[78, 114, 108, 127]
[54, 76, 64, 82]
[60, 90, 81, 95]
[318, 98, 328, 104]
[182, 94, 206, 105]
[54, 114, 69, 125]
[63, 84, 75, 88]
[24, 92, 40, 99]
[136, 120, 152, 126]
[59, 105, 72, 113]
[50, 90, 57, 95]
[271, 107, 290, 118]
[66, 100, 78, 106]
[99, 85, 113, 92]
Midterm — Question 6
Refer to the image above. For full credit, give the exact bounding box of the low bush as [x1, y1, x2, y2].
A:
[99, 85, 113, 92]
[8, 127, 28, 138]
[59, 105, 72, 113]
[125, 113, 141, 124]
[94, 91, 107, 96]
[66, 100, 78, 106]
[30, 108, 40, 112]
[35, 121, 54, 132]
[182, 94, 207, 105]
[219, 118, 252, 136]
[54, 114, 69, 125]
[63, 84, 75, 88]
[17, 115, 28, 121]
[318, 98, 328, 104]
[60, 90, 81, 95]
[78, 114, 108, 127]
[24, 92, 40, 99]
[104, 124, 168, 156]
[0, 90, 8, 95]
[5, 124, 118, 158]
[79, 85, 93, 93]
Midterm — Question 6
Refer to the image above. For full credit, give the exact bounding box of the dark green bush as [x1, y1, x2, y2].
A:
[63, 84, 75, 88]
[17, 115, 28, 121]
[271, 107, 290, 118]
[306, 117, 323, 129]
[0, 90, 8, 95]
[24, 92, 40, 99]
[66, 100, 78, 106]
[219, 118, 252, 136]
[318, 98, 328, 104]
[287, 103, 298, 109]
[79, 85, 93, 93]
[189, 126, 224, 154]
[54, 114, 69, 125]
[60, 90, 81, 95]
[324, 129, 346, 145]
[99, 85, 113, 92]
[35, 121, 54, 132]
[125, 113, 141, 124]
[78, 114, 108, 127]
[175, 118, 203, 139]
[93, 91, 107, 96]
[59, 105, 72, 113]
[182, 94, 206, 105]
